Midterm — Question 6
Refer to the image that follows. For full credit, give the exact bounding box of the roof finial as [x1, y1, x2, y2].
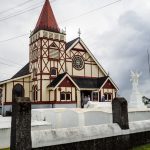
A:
[107, 71, 110, 76]
[64, 27, 66, 34]
[78, 28, 81, 38]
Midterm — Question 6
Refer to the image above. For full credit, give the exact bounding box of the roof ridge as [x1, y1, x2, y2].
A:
[66, 37, 79, 50]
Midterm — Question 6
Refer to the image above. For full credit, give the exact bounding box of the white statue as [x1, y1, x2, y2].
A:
[129, 70, 145, 108]
[130, 70, 142, 91]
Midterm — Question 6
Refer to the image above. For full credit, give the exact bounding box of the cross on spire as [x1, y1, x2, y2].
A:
[78, 28, 81, 38]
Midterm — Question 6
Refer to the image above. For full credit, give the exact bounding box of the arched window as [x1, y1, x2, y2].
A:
[0, 88, 2, 103]
[32, 85, 38, 101]
[32, 68, 37, 79]
[50, 68, 57, 76]
[12, 84, 24, 101]
[32, 85, 35, 101]
[35, 85, 38, 101]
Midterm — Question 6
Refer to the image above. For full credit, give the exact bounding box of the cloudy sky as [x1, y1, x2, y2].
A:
[0, 0, 150, 100]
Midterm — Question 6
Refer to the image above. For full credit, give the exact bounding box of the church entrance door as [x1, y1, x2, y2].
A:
[81, 91, 92, 108]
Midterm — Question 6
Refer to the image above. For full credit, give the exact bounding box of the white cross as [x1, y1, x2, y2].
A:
[78, 28, 81, 38]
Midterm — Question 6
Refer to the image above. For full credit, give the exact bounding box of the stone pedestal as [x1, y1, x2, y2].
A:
[10, 97, 31, 150]
[129, 91, 145, 108]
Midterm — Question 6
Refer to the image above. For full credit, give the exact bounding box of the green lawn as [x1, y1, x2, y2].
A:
[132, 144, 150, 150]
[1, 144, 150, 150]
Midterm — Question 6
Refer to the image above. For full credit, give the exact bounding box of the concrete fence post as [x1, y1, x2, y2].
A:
[10, 97, 31, 150]
[112, 97, 129, 130]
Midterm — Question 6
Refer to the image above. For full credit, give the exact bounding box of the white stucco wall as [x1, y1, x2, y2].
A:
[32, 108, 112, 128]
[0, 116, 51, 149]
[32, 107, 150, 129]
[1, 108, 150, 149]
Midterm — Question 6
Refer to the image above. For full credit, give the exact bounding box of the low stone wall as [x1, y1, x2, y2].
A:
[2, 119, 150, 149]
[31, 120, 150, 150]
[0, 104, 12, 116]
[32, 132, 150, 150]
[4, 97, 150, 150]
[33, 134, 130, 150]
[128, 110, 150, 121]
[0, 118, 51, 149]
[32, 108, 112, 128]
[32, 108, 150, 129]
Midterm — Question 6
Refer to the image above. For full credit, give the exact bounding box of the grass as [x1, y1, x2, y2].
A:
[1, 144, 150, 150]
[132, 144, 150, 150]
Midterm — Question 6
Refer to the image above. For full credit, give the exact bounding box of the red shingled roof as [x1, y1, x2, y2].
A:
[34, 0, 60, 33]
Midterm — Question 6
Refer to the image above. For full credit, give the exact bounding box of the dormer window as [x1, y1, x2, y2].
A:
[50, 68, 57, 76]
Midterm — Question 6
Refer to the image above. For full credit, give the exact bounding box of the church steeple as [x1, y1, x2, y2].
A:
[34, 0, 60, 34]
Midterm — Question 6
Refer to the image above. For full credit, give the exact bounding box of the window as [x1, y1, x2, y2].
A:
[104, 93, 112, 101]
[108, 93, 112, 100]
[32, 85, 38, 101]
[33, 68, 37, 79]
[49, 49, 59, 59]
[0, 88, 2, 103]
[72, 56, 84, 70]
[66, 93, 71, 100]
[60, 93, 65, 101]
[50, 68, 57, 76]
[32, 86, 35, 100]
[32, 50, 38, 61]
[60, 92, 71, 101]
[35, 86, 38, 101]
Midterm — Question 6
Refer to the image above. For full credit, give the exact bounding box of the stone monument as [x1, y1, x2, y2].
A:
[10, 97, 31, 150]
[129, 70, 145, 108]
[112, 97, 129, 130]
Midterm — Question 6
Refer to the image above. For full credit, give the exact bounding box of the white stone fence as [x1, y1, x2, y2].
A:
[32, 120, 150, 148]
[31, 108, 150, 129]
[1, 120, 150, 149]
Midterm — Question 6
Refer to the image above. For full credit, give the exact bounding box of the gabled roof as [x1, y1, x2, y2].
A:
[99, 76, 119, 91]
[66, 38, 79, 50]
[11, 63, 30, 79]
[66, 38, 108, 76]
[48, 72, 66, 87]
[72, 76, 108, 89]
[34, 0, 60, 34]
[47, 73, 80, 90]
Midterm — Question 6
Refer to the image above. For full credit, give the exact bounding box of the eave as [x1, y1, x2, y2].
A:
[0, 74, 31, 85]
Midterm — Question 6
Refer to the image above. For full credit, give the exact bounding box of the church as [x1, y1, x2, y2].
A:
[0, 0, 118, 115]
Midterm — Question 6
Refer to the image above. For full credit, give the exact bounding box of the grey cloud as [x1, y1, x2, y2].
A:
[94, 10, 150, 99]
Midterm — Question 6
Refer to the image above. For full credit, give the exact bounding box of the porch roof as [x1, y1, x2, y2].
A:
[48, 72, 66, 87]
[72, 76, 108, 89]
[48, 73, 109, 90]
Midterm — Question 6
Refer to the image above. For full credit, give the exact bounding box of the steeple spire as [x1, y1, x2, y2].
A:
[34, 0, 60, 33]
